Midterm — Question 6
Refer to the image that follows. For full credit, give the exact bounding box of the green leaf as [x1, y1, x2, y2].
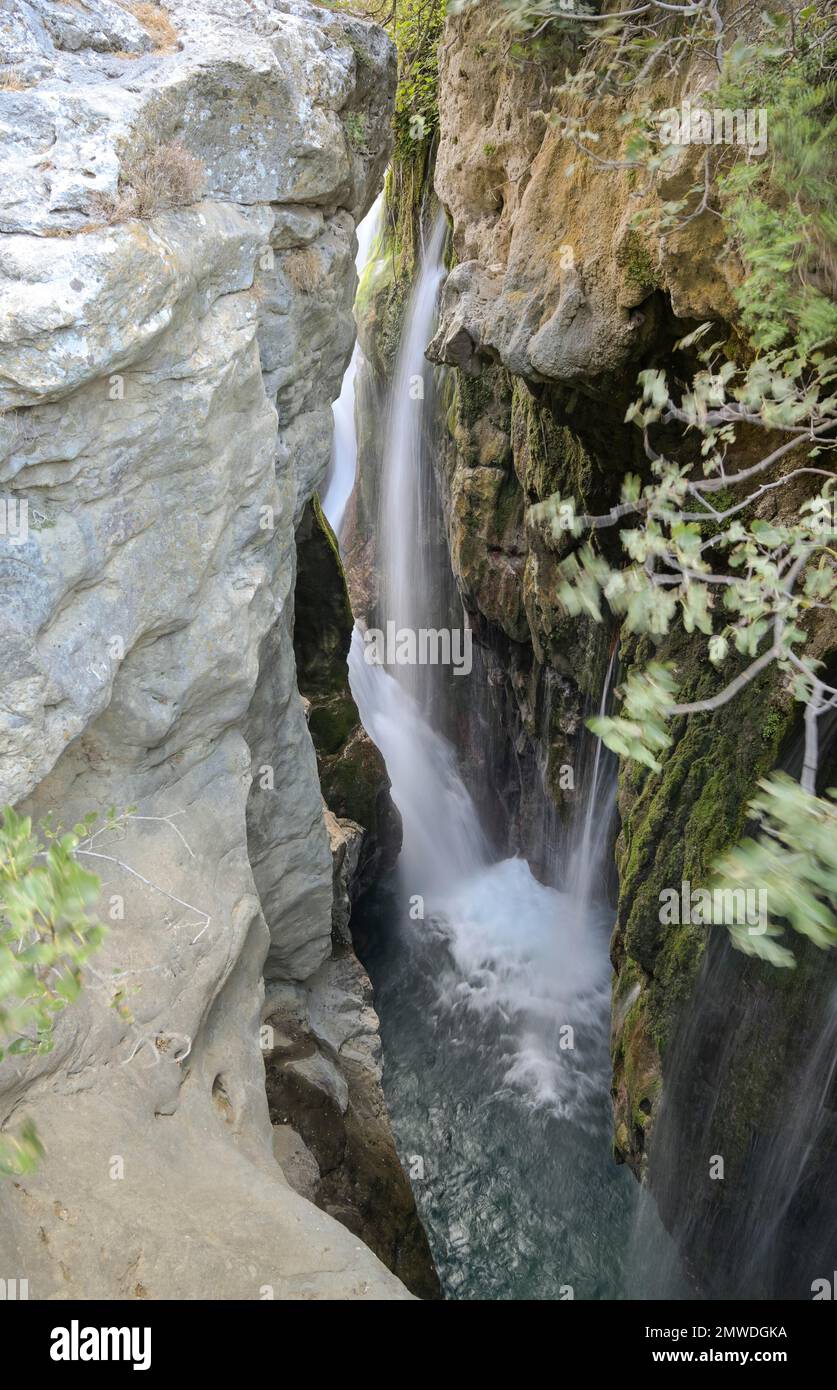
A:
[709, 634, 729, 665]
[713, 776, 837, 966]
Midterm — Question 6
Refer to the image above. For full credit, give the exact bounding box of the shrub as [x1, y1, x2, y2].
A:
[97, 138, 205, 222]
[0, 808, 105, 1175]
[344, 110, 369, 152]
[0, 68, 30, 92]
[283, 245, 323, 294]
[129, 2, 178, 52]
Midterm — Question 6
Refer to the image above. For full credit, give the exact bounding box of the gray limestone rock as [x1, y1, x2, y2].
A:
[0, 0, 408, 1302]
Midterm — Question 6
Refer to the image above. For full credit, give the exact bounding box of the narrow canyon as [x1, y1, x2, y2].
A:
[0, 0, 835, 1311]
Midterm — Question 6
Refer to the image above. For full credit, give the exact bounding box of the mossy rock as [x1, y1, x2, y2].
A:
[293, 498, 400, 869]
[610, 621, 797, 1180]
[308, 693, 359, 758]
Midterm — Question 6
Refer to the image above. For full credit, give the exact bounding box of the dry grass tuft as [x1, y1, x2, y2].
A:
[283, 246, 323, 295]
[94, 138, 205, 222]
[0, 68, 31, 92]
[128, 2, 178, 52]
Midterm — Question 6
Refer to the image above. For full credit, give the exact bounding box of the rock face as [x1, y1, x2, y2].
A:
[0, 0, 418, 1300]
[293, 497, 402, 894]
[429, 12, 735, 399]
[277, 500, 439, 1296]
[262, 815, 441, 1299]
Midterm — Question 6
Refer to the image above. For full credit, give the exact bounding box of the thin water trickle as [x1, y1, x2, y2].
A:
[568, 645, 618, 911]
[322, 193, 384, 539]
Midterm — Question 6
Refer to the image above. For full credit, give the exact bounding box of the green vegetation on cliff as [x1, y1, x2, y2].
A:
[526, 5, 837, 970]
[717, 20, 837, 358]
[329, 0, 445, 371]
[391, 0, 445, 165]
[0, 808, 104, 1174]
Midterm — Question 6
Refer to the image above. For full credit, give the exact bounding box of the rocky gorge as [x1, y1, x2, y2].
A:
[0, 0, 835, 1308]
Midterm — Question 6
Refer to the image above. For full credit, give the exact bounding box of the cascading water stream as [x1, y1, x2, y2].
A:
[567, 645, 618, 911]
[377, 212, 449, 647]
[324, 201, 684, 1299]
[347, 626, 488, 896]
[322, 193, 384, 538]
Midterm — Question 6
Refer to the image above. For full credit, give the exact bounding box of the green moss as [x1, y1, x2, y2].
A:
[493, 472, 525, 541]
[760, 708, 784, 744]
[343, 110, 368, 153]
[610, 964, 662, 1158]
[457, 370, 501, 431]
[617, 229, 660, 293]
[319, 732, 382, 830]
[359, 0, 450, 376]
[511, 379, 593, 503]
[308, 695, 359, 758]
[615, 627, 794, 1056]
[363, 153, 446, 378]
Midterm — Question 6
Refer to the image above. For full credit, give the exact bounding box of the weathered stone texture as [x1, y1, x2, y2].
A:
[0, 0, 412, 1300]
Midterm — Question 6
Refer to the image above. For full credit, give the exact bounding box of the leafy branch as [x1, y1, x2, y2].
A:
[1, 805, 211, 1173]
[531, 334, 836, 964]
[0, 807, 104, 1174]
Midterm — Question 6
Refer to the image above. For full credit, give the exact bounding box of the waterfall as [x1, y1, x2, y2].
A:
[377, 212, 449, 649]
[346, 626, 488, 896]
[326, 198, 681, 1299]
[322, 192, 384, 538]
[323, 181, 834, 1307]
[736, 984, 837, 1290]
[343, 204, 613, 1056]
[634, 707, 837, 1298]
[568, 644, 618, 910]
[343, 209, 487, 897]
[645, 889, 837, 1298]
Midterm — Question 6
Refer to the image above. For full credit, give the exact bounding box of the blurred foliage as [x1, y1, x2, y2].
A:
[714, 774, 837, 967]
[718, 18, 837, 359]
[0, 807, 105, 1175]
